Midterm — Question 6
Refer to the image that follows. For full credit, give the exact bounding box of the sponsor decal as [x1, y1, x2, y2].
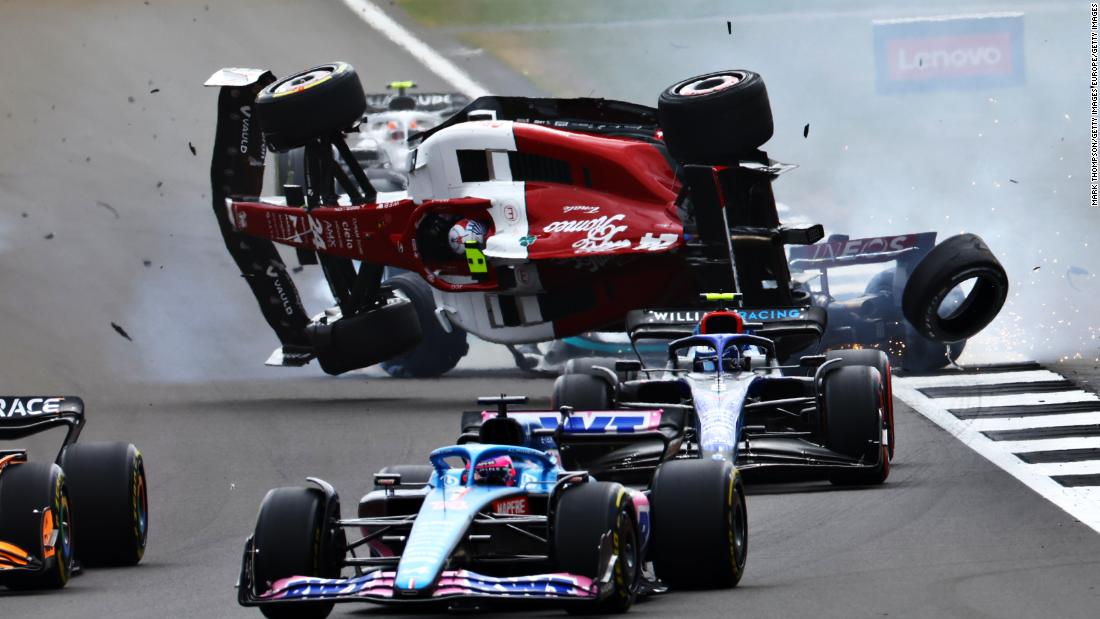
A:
[518, 235, 536, 247]
[562, 205, 600, 214]
[503, 204, 518, 222]
[491, 496, 530, 515]
[238, 105, 251, 154]
[0, 397, 63, 418]
[790, 234, 918, 261]
[634, 232, 678, 252]
[543, 215, 630, 254]
[738, 308, 805, 321]
[430, 487, 471, 510]
[235, 209, 247, 229]
[873, 14, 1025, 94]
[265, 265, 297, 316]
[644, 308, 805, 323]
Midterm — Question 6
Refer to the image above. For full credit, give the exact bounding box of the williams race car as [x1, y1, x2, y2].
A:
[205, 63, 1007, 376]
[237, 396, 660, 617]
[547, 300, 894, 484]
[0, 396, 148, 589]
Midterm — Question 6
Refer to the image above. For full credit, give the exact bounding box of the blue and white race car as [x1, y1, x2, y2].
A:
[240, 395, 744, 617]
[547, 301, 894, 486]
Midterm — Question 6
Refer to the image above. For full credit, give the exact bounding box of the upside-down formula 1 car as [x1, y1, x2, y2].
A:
[545, 299, 894, 484]
[0, 396, 148, 589]
[204, 63, 1007, 377]
[237, 396, 663, 617]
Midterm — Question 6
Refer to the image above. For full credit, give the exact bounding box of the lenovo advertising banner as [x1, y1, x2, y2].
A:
[873, 13, 1026, 94]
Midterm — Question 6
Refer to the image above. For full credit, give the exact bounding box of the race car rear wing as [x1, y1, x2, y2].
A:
[787, 232, 936, 271]
[0, 396, 85, 462]
[625, 306, 826, 359]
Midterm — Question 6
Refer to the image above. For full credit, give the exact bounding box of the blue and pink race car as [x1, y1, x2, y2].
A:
[238, 396, 746, 617]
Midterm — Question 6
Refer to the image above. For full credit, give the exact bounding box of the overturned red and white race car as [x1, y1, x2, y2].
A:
[205, 63, 1008, 375]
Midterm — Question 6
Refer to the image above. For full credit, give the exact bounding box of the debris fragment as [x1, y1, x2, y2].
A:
[803, 123, 810, 138]
[292, 265, 304, 273]
[1032, 266, 1041, 271]
[127, 96, 135, 103]
[1009, 179, 1018, 184]
[149, 88, 160, 94]
[111, 322, 133, 341]
[188, 141, 197, 156]
[143, 260, 152, 267]
[95, 200, 120, 218]
[156, 181, 163, 188]
[43, 233, 54, 240]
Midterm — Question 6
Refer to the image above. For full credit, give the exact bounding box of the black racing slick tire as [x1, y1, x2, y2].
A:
[650, 459, 747, 589]
[0, 462, 73, 590]
[826, 349, 895, 460]
[252, 487, 344, 619]
[553, 481, 640, 613]
[256, 62, 366, 152]
[822, 366, 889, 485]
[60, 442, 148, 567]
[657, 70, 773, 164]
[902, 233, 1008, 343]
[380, 273, 468, 378]
[551, 373, 614, 411]
[307, 291, 423, 375]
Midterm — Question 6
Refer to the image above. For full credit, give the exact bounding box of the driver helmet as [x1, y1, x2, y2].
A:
[461, 455, 517, 486]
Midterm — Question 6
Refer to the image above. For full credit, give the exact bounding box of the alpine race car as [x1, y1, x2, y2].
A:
[237, 396, 660, 617]
[0, 396, 148, 589]
[546, 300, 893, 484]
[204, 63, 1007, 377]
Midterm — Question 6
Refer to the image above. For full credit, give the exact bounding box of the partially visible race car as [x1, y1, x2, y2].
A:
[204, 63, 1007, 378]
[0, 396, 148, 589]
[545, 300, 894, 483]
[237, 396, 658, 617]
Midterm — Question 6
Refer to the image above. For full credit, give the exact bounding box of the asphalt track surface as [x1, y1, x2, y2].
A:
[0, 1, 1098, 618]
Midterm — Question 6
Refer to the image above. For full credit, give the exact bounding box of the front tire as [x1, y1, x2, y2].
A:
[60, 442, 148, 566]
[826, 349, 895, 460]
[0, 462, 73, 589]
[252, 487, 343, 619]
[553, 482, 640, 613]
[822, 366, 889, 485]
[256, 62, 366, 152]
[650, 459, 747, 589]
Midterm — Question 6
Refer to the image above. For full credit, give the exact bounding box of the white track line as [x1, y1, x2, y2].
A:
[892, 378, 1100, 534]
[899, 370, 1065, 389]
[928, 390, 1100, 410]
[999, 436, 1100, 453]
[970, 412, 1100, 432]
[340, 0, 490, 98]
[1028, 461, 1100, 478]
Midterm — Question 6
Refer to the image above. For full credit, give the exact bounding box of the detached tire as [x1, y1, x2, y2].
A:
[256, 62, 366, 152]
[822, 366, 889, 485]
[826, 349, 894, 460]
[252, 487, 343, 619]
[553, 482, 640, 613]
[380, 273, 468, 378]
[60, 442, 147, 567]
[902, 234, 1008, 343]
[657, 70, 773, 164]
[0, 462, 73, 589]
[650, 459, 747, 589]
[552, 374, 614, 411]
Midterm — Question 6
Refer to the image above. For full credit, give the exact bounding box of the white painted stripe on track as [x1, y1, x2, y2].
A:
[1029, 460, 1100, 477]
[340, 0, 490, 98]
[970, 412, 1100, 432]
[927, 390, 1100, 411]
[898, 370, 1066, 388]
[998, 436, 1100, 453]
[892, 377, 1100, 534]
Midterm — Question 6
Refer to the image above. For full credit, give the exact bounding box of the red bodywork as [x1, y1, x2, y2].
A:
[228, 123, 687, 301]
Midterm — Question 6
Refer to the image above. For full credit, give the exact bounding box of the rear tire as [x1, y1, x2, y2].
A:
[252, 487, 343, 619]
[307, 290, 423, 375]
[826, 349, 895, 460]
[650, 459, 747, 589]
[380, 273, 468, 378]
[60, 442, 148, 566]
[256, 62, 366, 152]
[657, 70, 773, 164]
[553, 481, 639, 613]
[0, 462, 73, 589]
[902, 233, 1008, 343]
[822, 366, 889, 485]
[552, 374, 614, 411]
